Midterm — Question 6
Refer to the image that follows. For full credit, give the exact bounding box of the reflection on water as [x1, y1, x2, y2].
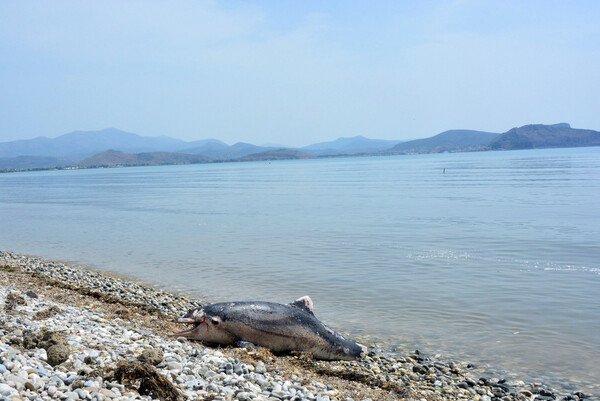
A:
[1, 147, 599, 393]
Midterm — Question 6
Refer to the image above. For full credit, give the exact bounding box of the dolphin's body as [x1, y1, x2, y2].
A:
[172, 296, 367, 361]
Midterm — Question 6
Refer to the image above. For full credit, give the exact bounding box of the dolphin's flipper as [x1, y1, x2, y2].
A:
[235, 339, 257, 350]
[290, 295, 314, 315]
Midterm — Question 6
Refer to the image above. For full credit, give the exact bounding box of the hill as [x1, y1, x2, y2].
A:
[76, 150, 212, 168]
[388, 130, 499, 154]
[238, 149, 314, 162]
[489, 123, 600, 150]
[302, 136, 401, 156]
[0, 128, 221, 159]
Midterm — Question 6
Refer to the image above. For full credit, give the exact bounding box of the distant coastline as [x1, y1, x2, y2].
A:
[1, 123, 599, 173]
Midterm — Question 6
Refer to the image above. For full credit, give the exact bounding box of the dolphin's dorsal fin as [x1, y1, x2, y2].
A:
[290, 296, 314, 315]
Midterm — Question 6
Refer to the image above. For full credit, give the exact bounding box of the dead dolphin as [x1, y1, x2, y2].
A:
[171, 296, 367, 360]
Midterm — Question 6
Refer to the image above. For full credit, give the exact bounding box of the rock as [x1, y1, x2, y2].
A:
[412, 365, 429, 375]
[254, 361, 266, 374]
[0, 383, 16, 396]
[539, 390, 556, 399]
[465, 378, 477, 387]
[185, 379, 206, 390]
[47, 385, 57, 396]
[236, 391, 252, 400]
[167, 361, 183, 371]
[74, 388, 89, 399]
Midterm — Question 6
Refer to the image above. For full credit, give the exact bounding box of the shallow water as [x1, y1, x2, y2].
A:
[1, 147, 599, 393]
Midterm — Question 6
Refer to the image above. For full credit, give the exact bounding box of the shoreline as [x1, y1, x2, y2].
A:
[1, 251, 596, 401]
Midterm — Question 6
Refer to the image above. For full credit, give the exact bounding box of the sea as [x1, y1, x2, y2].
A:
[1, 147, 599, 393]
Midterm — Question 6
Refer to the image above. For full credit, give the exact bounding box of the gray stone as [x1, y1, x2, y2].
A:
[47, 385, 57, 396]
[64, 391, 80, 400]
[167, 361, 183, 371]
[0, 383, 16, 396]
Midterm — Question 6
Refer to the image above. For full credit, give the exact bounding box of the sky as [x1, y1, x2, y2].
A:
[0, 1, 599, 147]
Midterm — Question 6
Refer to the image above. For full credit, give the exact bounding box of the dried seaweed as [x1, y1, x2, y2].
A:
[299, 359, 410, 397]
[112, 361, 182, 401]
[34, 305, 62, 320]
[4, 291, 26, 311]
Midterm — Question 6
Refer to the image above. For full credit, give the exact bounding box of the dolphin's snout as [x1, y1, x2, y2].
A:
[357, 343, 368, 359]
[170, 317, 202, 337]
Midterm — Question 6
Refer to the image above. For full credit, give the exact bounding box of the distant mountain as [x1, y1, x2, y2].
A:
[183, 142, 275, 160]
[388, 130, 499, 153]
[178, 139, 230, 157]
[77, 150, 211, 168]
[489, 123, 600, 150]
[180, 138, 230, 149]
[3, 123, 599, 172]
[0, 156, 73, 171]
[302, 136, 401, 156]
[0, 128, 222, 159]
[261, 142, 290, 148]
[238, 149, 314, 162]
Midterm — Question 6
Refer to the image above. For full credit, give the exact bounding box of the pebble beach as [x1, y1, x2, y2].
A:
[0, 251, 595, 401]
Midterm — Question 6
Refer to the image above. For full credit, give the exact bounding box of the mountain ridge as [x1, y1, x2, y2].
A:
[302, 135, 401, 156]
[2, 123, 599, 171]
[389, 129, 500, 153]
[0, 128, 200, 159]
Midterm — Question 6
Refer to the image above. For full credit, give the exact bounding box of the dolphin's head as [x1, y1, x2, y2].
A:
[171, 306, 235, 344]
[317, 324, 368, 361]
[356, 343, 368, 359]
[331, 341, 368, 361]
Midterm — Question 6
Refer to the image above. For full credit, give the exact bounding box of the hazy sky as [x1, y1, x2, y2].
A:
[1, 1, 599, 146]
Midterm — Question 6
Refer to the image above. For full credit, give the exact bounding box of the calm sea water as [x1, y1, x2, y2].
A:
[1, 148, 599, 392]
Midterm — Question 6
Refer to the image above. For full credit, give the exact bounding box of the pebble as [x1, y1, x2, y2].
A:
[0, 383, 16, 396]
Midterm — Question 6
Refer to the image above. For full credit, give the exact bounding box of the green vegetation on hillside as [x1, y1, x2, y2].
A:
[76, 150, 212, 168]
[238, 149, 314, 161]
[489, 123, 600, 150]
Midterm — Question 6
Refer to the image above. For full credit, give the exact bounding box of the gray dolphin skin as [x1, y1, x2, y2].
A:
[172, 296, 367, 361]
